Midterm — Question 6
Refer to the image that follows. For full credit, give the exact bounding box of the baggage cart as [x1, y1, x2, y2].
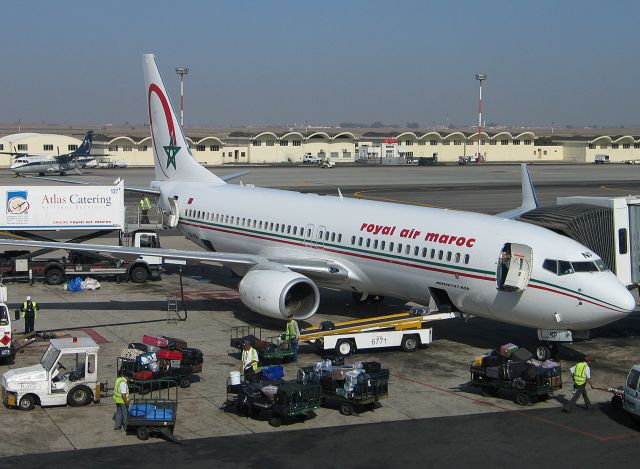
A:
[117, 356, 199, 392]
[126, 379, 178, 441]
[232, 379, 322, 427]
[229, 326, 294, 364]
[469, 363, 562, 405]
[300, 362, 389, 416]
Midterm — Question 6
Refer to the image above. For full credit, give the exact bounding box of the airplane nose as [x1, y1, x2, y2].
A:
[619, 287, 637, 313]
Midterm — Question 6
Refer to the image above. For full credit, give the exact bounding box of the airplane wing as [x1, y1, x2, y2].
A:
[496, 164, 540, 219]
[0, 238, 350, 280]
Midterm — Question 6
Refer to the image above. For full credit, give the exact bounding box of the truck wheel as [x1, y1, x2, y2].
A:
[68, 386, 92, 406]
[19, 394, 35, 411]
[136, 426, 150, 441]
[515, 392, 531, 406]
[401, 335, 419, 352]
[339, 402, 354, 416]
[45, 268, 64, 285]
[268, 415, 282, 427]
[335, 339, 354, 357]
[129, 265, 148, 283]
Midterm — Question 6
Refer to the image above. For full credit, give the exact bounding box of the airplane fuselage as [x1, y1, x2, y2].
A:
[11, 157, 82, 176]
[156, 181, 633, 331]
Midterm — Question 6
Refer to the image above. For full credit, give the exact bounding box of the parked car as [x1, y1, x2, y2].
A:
[594, 154, 610, 164]
[112, 160, 128, 168]
[303, 153, 320, 164]
[319, 157, 335, 168]
[458, 155, 479, 165]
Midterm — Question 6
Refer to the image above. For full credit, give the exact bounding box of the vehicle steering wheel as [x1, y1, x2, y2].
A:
[58, 363, 67, 371]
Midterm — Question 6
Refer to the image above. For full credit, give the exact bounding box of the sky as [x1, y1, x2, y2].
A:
[1, 0, 639, 129]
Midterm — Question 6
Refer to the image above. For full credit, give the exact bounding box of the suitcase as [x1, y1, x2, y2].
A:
[362, 361, 381, 373]
[128, 342, 148, 352]
[262, 365, 284, 380]
[367, 369, 390, 380]
[157, 349, 183, 361]
[142, 335, 169, 348]
[499, 343, 518, 358]
[512, 347, 533, 361]
[162, 336, 187, 351]
[181, 348, 203, 365]
[133, 370, 153, 380]
[523, 365, 541, 381]
[485, 366, 501, 379]
[135, 352, 157, 365]
[502, 360, 526, 380]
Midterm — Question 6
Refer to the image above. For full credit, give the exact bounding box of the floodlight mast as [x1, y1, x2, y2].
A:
[475, 73, 487, 164]
[175, 67, 190, 127]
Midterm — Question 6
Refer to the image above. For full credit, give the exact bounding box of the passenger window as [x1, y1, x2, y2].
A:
[331, 233, 336, 242]
[351, 236, 356, 245]
[325, 232, 329, 241]
[358, 237, 363, 246]
[446, 252, 452, 261]
[405, 245, 410, 255]
[366, 238, 371, 248]
[430, 249, 436, 259]
[276, 223, 279, 231]
[374, 239, 378, 249]
[558, 261, 574, 276]
[270, 223, 274, 230]
[319, 230, 323, 239]
[288, 225, 291, 234]
[464, 254, 470, 264]
[293, 226, 297, 235]
[397, 243, 402, 254]
[307, 228, 312, 237]
[438, 250, 443, 260]
[455, 253, 461, 263]
[281, 224, 285, 233]
[414, 246, 419, 256]
[337, 234, 342, 243]
[389, 242, 394, 251]
[380, 241, 385, 250]
[422, 247, 427, 257]
[242, 218, 245, 226]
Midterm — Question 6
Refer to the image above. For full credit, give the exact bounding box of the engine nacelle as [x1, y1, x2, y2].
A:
[239, 267, 320, 320]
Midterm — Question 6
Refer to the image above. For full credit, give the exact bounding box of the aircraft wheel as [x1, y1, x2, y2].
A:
[535, 344, 552, 361]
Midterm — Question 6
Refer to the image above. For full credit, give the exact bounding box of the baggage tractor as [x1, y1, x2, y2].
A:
[143, 335, 169, 348]
[162, 336, 187, 351]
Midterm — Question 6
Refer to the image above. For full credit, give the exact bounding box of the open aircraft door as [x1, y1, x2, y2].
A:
[164, 197, 180, 229]
[497, 243, 533, 291]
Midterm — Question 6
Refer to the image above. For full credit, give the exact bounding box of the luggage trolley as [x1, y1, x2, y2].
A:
[126, 379, 178, 441]
[300, 361, 389, 415]
[229, 326, 294, 364]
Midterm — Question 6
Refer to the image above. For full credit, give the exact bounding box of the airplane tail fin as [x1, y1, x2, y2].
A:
[496, 164, 540, 219]
[143, 54, 224, 184]
[71, 131, 94, 156]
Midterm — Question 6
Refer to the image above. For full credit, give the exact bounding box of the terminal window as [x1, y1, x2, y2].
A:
[280, 141, 289, 146]
[17, 144, 28, 151]
[196, 145, 205, 151]
[139, 145, 148, 151]
[210, 145, 219, 151]
[430, 140, 438, 146]
[266, 140, 274, 146]
[501, 140, 508, 145]
[292, 141, 301, 146]
[68, 144, 78, 151]
[43, 144, 54, 151]
[123, 146, 132, 152]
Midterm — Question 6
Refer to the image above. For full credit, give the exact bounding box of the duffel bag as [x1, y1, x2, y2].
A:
[162, 336, 187, 351]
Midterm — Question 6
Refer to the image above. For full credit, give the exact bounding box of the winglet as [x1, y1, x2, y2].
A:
[496, 164, 540, 219]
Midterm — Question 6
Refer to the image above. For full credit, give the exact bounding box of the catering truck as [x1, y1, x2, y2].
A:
[0, 182, 162, 284]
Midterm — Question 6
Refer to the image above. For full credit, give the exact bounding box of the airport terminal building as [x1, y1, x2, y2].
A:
[1, 127, 640, 167]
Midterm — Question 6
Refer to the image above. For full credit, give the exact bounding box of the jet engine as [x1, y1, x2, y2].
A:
[238, 266, 320, 320]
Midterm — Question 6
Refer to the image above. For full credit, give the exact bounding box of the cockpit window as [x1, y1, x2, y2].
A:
[572, 261, 599, 273]
[558, 261, 574, 276]
[543, 258, 607, 276]
[542, 259, 558, 275]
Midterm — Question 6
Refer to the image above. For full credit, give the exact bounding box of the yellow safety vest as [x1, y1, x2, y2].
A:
[21, 301, 38, 319]
[139, 197, 151, 210]
[241, 348, 259, 371]
[285, 320, 298, 341]
[113, 377, 128, 404]
[573, 362, 588, 386]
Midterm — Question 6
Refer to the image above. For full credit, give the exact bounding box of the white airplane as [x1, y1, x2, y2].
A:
[2, 131, 95, 176]
[0, 55, 634, 359]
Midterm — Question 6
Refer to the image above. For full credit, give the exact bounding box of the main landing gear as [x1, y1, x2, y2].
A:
[352, 292, 384, 304]
[535, 343, 559, 361]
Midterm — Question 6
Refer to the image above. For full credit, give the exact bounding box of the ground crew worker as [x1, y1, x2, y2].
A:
[20, 296, 38, 334]
[563, 355, 595, 412]
[284, 314, 300, 362]
[113, 371, 130, 431]
[241, 341, 259, 382]
[139, 195, 151, 224]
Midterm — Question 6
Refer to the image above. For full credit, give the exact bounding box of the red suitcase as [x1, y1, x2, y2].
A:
[142, 335, 169, 348]
[157, 349, 183, 361]
[133, 370, 153, 380]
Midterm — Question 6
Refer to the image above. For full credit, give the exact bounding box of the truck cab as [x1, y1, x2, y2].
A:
[622, 364, 640, 421]
[2, 337, 100, 410]
[303, 153, 319, 164]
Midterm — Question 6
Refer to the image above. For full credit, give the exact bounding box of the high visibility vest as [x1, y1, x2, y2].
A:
[285, 320, 298, 341]
[241, 348, 258, 371]
[113, 377, 128, 404]
[21, 301, 38, 319]
[573, 362, 588, 386]
[139, 197, 151, 210]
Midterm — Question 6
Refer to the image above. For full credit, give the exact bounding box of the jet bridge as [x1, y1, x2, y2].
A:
[519, 197, 640, 287]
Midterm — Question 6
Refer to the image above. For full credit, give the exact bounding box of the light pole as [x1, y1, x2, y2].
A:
[475, 73, 487, 164]
[175, 67, 189, 127]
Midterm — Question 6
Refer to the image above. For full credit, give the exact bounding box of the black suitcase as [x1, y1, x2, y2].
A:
[181, 347, 204, 365]
[367, 369, 390, 380]
[512, 347, 533, 361]
[128, 342, 148, 352]
[362, 361, 381, 373]
[162, 336, 187, 351]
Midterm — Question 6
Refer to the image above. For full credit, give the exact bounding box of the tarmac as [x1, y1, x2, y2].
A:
[0, 164, 639, 466]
